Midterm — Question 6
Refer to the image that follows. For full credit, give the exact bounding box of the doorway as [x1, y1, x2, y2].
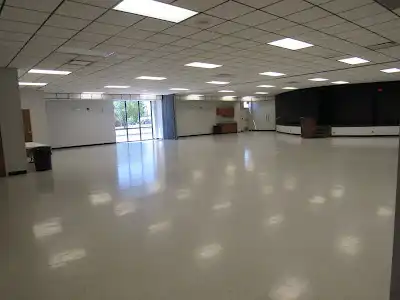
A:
[22, 109, 33, 142]
[114, 100, 154, 143]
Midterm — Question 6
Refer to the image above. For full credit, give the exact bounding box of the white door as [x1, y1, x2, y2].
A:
[250, 100, 275, 131]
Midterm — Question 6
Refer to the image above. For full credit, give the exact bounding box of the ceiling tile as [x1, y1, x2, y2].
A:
[56, 1, 107, 20]
[73, 0, 121, 8]
[190, 30, 222, 41]
[104, 37, 136, 47]
[233, 10, 278, 26]
[278, 25, 313, 36]
[134, 18, 174, 32]
[74, 32, 110, 43]
[117, 28, 155, 39]
[1, 6, 49, 24]
[321, 0, 374, 13]
[172, 38, 202, 47]
[96, 10, 144, 27]
[145, 33, 181, 44]
[212, 35, 244, 45]
[0, 30, 31, 42]
[172, 0, 227, 11]
[262, 0, 313, 16]
[286, 7, 330, 23]
[337, 29, 390, 46]
[353, 12, 397, 27]
[45, 15, 91, 30]
[37, 26, 77, 39]
[164, 25, 201, 37]
[134, 41, 164, 50]
[235, 0, 282, 8]
[322, 22, 360, 34]
[0, 19, 40, 34]
[257, 18, 297, 31]
[5, 0, 64, 12]
[206, 1, 255, 20]
[84, 22, 125, 35]
[209, 21, 248, 34]
[194, 42, 222, 50]
[62, 39, 99, 49]
[181, 13, 225, 29]
[231, 28, 266, 39]
[338, 3, 387, 20]
[305, 15, 346, 29]
[230, 40, 261, 49]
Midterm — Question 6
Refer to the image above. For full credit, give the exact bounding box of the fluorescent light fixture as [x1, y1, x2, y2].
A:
[309, 78, 328, 82]
[136, 76, 166, 80]
[218, 90, 234, 93]
[104, 85, 130, 88]
[186, 94, 203, 100]
[259, 72, 286, 77]
[268, 38, 313, 50]
[28, 69, 71, 75]
[207, 81, 230, 85]
[255, 92, 268, 94]
[282, 87, 297, 90]
[114, 0, 198, 23]
[221, 96, 236, 101]
[242, 96, 253, 100]
[338, 57, 369, 65]
[257, 85, 275, 88]
[83, 92, 104, 94]
[19, 82, 47, 86]
[170, 88, 189, 91]
[185, 62, 222, 69]
[332, 81, 349, 84]
[381, 68, 400, 73]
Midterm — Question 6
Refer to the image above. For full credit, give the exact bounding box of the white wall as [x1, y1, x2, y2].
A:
[20, 89, 49, 144]
[175, 100, 236, 137]
[0, 68, 27, 173]
[46, 100, 115, 148]
[249, 100, 276, 131]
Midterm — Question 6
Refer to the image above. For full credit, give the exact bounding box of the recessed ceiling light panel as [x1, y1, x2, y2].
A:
[381, 68, 400, 73]
[259, 72, 286, 77]
[332, 81, 349, 84]
[104, 85, 130, 88]
[309, 78, 329, 81]
[136, 76, 166, 80]
[255, 92, 268, 94]
[268, 38, 314, 50]
[207, 81, 230, 85]
[338, 57, 370, 65]
[221, 96, 236, 101]
[257, 85, 275, 88]
[218, 90, 234, 93]
[114, 0, 198, 23]
[170, 88, 189, 91]
[19, 82, 47, 86]
[185, 62, 222, 69]
[28, 69, 71, 75]
[282, 87, 297, 90]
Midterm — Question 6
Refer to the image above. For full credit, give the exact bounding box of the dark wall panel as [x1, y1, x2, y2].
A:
[276, 81, 400, 127]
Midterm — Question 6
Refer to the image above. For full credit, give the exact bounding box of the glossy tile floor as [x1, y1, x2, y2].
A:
[1, 133, 397, 300]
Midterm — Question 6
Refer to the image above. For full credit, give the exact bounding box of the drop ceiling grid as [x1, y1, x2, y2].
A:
[0, 0, 398, 94]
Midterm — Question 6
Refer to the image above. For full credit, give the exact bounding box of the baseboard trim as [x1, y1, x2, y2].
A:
[332, 135, 398, 138]
[8, 170, 28, 176]
[53, 142, 116, 150]
[178, 133, 214, 138]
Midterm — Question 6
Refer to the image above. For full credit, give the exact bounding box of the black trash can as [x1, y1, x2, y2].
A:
[33, 146, 52, 172]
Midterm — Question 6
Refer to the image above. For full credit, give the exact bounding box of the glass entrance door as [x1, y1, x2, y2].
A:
[114, 100, 154, 143]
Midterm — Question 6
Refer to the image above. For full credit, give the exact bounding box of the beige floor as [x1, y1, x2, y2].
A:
[0, 132, 397, 300]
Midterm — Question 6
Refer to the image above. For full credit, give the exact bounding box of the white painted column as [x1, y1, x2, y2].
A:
[0, 68, 27, 175]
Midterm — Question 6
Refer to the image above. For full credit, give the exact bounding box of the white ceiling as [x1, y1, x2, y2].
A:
[2, 0, 400, 96]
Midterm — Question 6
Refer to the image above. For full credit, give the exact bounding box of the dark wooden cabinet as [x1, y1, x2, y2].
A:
[213, 122, 238, 134]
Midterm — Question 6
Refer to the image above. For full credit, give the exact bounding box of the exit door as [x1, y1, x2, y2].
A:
[250, 101, 276, 130]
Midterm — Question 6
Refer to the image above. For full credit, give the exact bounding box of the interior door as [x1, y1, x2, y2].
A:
[22, 109, 33, 142]
[250, 100, 276, 130]
[0, 129, 5, 177]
